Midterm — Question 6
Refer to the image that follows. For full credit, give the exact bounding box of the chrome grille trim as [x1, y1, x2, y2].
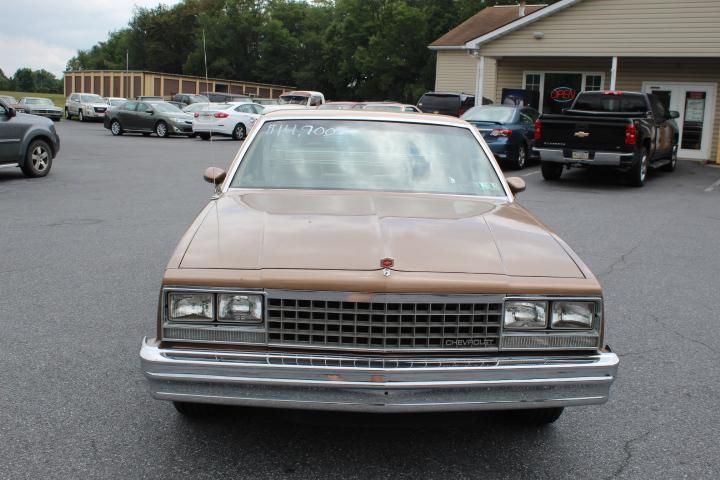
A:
[265, 290, 503, 352]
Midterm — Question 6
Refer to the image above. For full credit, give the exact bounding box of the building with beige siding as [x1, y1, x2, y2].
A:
[430, 0, 720, 163]
[63, 70, 293, 101]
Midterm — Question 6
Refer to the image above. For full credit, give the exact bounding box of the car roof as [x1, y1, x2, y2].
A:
[262, 109, 466, 126]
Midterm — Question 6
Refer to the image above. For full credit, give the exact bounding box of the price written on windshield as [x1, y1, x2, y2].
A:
[265, 123, 338, 137]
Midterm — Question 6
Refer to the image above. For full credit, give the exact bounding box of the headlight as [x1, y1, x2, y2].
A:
[551, 302, 595, 329]
[168, 292, 214, 322]
[218, 294, 263, 323]
[504, 301, 547, 329]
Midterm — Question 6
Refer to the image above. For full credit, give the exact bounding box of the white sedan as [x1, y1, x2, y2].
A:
[191, 103, 263, 140]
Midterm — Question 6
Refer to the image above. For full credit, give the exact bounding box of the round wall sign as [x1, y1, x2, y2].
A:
[550, 86, 577, 103]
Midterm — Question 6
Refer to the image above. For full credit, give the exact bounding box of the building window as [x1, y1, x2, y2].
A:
[525, 74, 541, 92]
[584, 75, 603, 91]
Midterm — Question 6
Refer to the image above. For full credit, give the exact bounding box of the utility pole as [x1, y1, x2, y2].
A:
[126, 49, 129, 98]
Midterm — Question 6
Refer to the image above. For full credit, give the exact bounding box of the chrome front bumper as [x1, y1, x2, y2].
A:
[140, 338, 619, 413]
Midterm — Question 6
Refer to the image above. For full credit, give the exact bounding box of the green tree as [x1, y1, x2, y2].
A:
[13, 68, 35, 92]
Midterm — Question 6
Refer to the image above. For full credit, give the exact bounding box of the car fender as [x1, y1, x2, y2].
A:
[20, 120, 57, 159]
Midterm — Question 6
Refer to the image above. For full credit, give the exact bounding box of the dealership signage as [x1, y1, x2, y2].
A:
[550, 86, 577, 103]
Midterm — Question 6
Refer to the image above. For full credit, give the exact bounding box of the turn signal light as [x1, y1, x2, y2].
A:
[214, 112, 229, 118]
[625, 123, 637, 145]
[534, 120, 542, 141]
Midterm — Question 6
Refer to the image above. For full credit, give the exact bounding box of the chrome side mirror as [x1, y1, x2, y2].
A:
[506, 177, 526, 195]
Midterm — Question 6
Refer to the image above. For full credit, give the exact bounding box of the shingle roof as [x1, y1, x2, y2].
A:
[430, 5, 547, 47]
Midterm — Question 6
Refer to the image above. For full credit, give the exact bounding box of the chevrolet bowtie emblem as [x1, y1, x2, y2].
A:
[574, 131, 590, 138]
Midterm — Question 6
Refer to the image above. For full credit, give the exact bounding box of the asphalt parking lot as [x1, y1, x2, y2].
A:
[1, 119, 719, 479]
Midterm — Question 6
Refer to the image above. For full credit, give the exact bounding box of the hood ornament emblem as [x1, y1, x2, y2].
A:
[381, 257, 394, 277]
[574, 131, 590, 138]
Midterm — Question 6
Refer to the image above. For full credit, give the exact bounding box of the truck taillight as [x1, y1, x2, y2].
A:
[625, 123, 637, 145]
[534, 120, 542, 141]
[214, 112, 229, 118]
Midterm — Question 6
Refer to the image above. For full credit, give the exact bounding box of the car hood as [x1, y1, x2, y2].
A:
[83, 102, 108, 108]
[178, 191, 584, 278]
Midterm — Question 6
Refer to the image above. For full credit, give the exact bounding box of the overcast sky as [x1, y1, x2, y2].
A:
[0, 0, 182, 78]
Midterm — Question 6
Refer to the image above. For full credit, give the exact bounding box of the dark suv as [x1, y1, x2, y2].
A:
[201, 92, 251, 103]
[0, 99, 60, 177]
[172, 94, 210, 106]
[417, 92, 492, 117]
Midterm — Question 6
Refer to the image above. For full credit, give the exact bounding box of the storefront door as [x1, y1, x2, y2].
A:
[643, 82, 717, 160]
[543, 73, 583, 114]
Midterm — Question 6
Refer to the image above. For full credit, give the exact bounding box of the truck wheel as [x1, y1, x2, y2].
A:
[541, 161, 563, 180]
[627, 149, 649, 187]
[507, 407, 564, 425]
[662, 144, 678, 172]
[173, 401, 217, 418]
[509, 144, 528, 170]
[78, 109, 85, 122]
[21, 139, 53, 178]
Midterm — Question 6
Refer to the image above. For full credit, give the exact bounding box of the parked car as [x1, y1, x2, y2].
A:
[462, 105, 540, 169]
[317, 101, 364, 110]
[105, 97, 128, 109]
[0, 95, 25, 113]
[140, 109, 619, 422]
[172, 94, 209, 106]
[417, 92, 492, 117]
[253, 98, 278, 106]
[103, 101, 193, 138]
[362, 103, 421, 113]
[17, 97, 63, 121]
[65, 93, 108, 121]
[0, 99, 60, 177]
[182, 102, 213, 114]
[201, 92, 251, 103]
[277, 90, 325, 107]
[191, 103, 260, 140]
[167, 101, 186, 110]
[534, 91, 679, 186]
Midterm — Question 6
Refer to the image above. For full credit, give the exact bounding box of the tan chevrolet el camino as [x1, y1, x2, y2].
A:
[140, 110, 618, 424]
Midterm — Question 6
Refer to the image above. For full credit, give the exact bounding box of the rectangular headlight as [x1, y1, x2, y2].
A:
[218, 294, 263, 323]
[504, 301, 547, 330]
[168, 292, 214, 322]
[551, 302, 595, 329]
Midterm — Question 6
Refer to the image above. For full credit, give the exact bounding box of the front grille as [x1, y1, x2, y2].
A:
[94, 107, 106, 113]
[266, 293, 502, 351]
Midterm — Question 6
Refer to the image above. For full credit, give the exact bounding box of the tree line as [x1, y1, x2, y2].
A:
[66, 0, 554, 103]
[0, 68, 63, 94]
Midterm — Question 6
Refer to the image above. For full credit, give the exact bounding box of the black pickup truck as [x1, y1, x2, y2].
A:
[534, 91, 679, 187]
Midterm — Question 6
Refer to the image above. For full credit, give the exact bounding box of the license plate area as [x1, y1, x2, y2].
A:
[571, 151, 591, 160]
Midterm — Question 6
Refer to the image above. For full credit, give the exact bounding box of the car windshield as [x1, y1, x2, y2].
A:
[279, 95, 309, 105]
[189, 95, 209, 102]
[153, 103, 181, 112]
[26, 98, 53, 105]
[230, 120, 505, 197]
[183, 103, 211, 112]
[1, 96, 18, 103]
[462, 107, 515, 123]
[81, 94, 104, 103]
[109, 99, 126, 106]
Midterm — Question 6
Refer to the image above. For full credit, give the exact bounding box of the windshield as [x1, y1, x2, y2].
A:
[462, 107, 515, 123]
[26, 98, 53, 105]
[183, 103, 211, 112]
[279, 95, 309, 105]
[230, 120, 505, 197]
[153, 103, 181, 113]
[81, 94, 104, 103]
[189, 95, 209, 103]
[109, 99, 126, 106]
[1, 96, 18, 103]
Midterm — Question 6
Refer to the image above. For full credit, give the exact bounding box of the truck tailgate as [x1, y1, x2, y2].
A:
[539, 114, 632, 152]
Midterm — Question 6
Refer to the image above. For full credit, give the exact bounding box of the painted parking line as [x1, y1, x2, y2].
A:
[704, 177, 720, 192]
[521, 169, 540, 177]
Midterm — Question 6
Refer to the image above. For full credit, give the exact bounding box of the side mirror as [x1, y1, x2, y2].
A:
[506, 176, 526, 195]
[669, 110, 680, 119]
[203, 167, 226, 185]
[8, 107, 16, 118]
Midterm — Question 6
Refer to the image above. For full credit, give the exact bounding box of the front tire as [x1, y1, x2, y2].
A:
[21, 139, 53, 178]
[78, 109, 84, 122]
[155, 121, 169, 138]
[662, 144, 678, 172]
[232, 123, 247, 141]
[507, 407, 564, 426]
[627, 148, 649, 187]
[173, 401, 217, 418]
[65, 107, 72, 119]
[541, 161, 563, 180]
[110, 120, 123, 136]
